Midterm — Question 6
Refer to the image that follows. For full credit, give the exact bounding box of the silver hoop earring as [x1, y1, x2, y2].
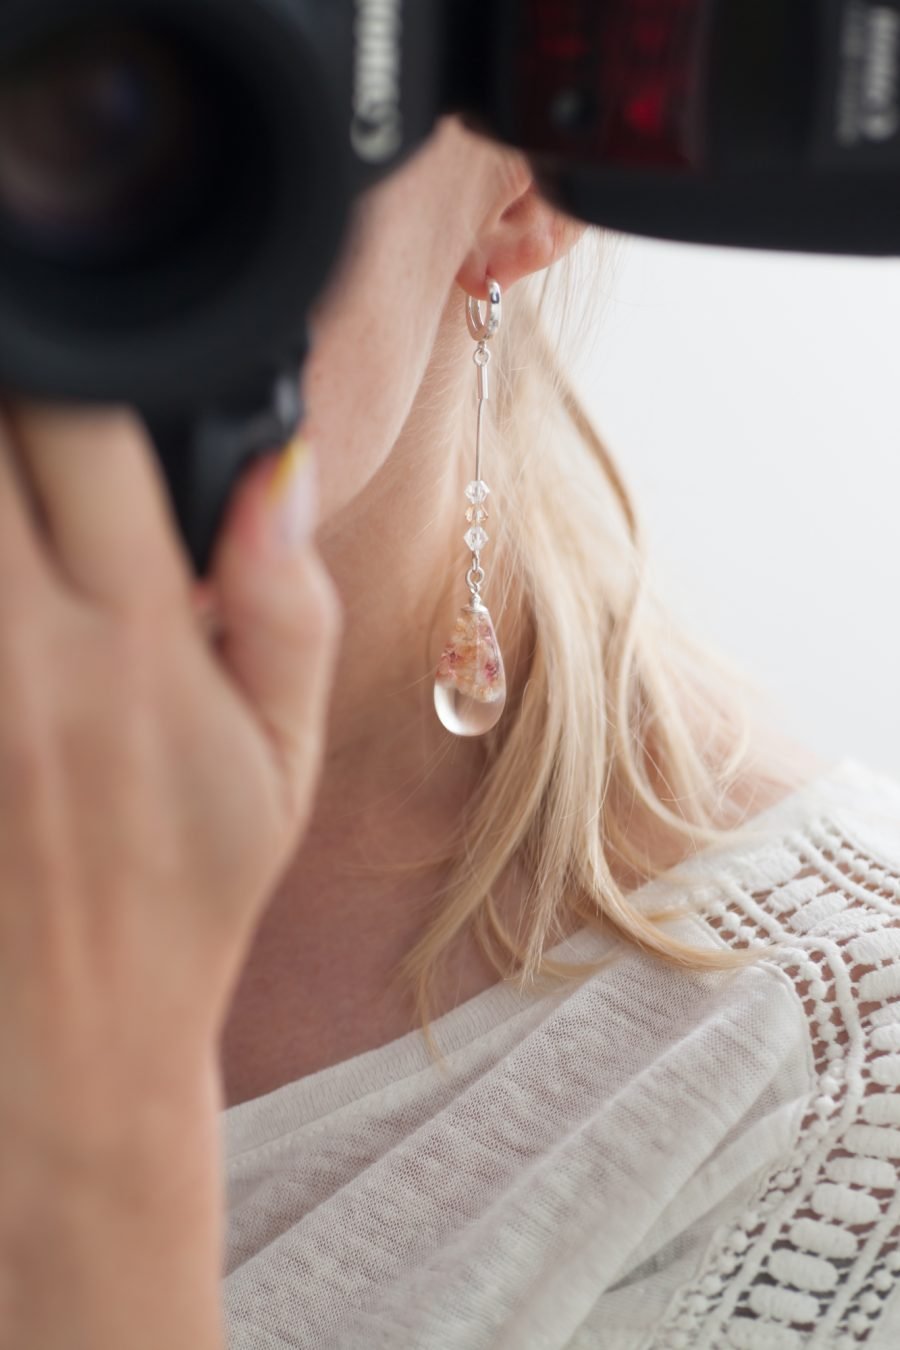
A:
[433, 277, 508, 737]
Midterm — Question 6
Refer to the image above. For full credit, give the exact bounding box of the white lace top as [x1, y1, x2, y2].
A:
[220, 758, 900, 1348]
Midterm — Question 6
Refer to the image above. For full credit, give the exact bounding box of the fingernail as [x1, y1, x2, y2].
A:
[267, 435, 318, 553]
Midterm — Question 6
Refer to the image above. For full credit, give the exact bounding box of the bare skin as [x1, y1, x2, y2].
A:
[218, 119, 830, 1108]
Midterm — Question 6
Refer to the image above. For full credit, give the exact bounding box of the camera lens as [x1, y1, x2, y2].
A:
[0, 21, 215, 265]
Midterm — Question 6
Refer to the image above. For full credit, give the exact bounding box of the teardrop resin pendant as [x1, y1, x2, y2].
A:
[434, 598, 507, 736]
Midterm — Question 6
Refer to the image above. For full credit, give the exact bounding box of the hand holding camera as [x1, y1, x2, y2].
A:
[0, 400, 339, 1346]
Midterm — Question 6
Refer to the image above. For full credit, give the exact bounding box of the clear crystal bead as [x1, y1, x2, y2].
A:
[434, 602, 507, 736]
[465, 480, 490, 504]
[465, 505, 489, 524]
[465, 526, 489, 551]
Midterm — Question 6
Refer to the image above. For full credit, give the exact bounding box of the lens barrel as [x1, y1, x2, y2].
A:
[0, 0, 355, 409]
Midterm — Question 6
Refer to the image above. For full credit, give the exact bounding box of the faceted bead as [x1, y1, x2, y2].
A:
[465, 480, 490, 504]
[465, 505, 489, 524]
[464, 526, 489, 552]
[434, 600, 507, 736]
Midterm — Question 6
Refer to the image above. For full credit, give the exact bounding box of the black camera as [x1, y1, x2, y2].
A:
[0, 0, 896, 572]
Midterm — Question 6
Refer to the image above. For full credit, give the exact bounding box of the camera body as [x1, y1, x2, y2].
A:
[0, 0, 897, 571]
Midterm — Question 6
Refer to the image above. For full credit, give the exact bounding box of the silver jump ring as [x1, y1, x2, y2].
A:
[466, 277, 502, 343]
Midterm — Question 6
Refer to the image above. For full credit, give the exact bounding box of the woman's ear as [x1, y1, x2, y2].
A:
[456, 177, 587, 300]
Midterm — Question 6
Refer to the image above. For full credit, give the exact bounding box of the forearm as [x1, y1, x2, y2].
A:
[0, 1069, 226, 1350]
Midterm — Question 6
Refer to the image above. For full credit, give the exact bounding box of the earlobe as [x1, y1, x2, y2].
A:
[456, 183, 587, 299]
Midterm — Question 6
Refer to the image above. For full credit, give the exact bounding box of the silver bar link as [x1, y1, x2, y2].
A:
[476, 345, 491, 402]
[464, 278, 501, 604]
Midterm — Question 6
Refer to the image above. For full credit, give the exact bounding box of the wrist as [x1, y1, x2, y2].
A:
[0, 1059, 226, 1350]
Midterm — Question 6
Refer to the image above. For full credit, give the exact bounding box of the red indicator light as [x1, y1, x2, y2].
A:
[518, 0, 710, 169]
[624, 87, 668, 137]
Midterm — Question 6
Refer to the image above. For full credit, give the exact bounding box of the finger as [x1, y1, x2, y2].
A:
[0, 409, 57, 607]
[192, 579, 224, 643]
[209, 437, 343, 825]
[4, 399, 193, 612]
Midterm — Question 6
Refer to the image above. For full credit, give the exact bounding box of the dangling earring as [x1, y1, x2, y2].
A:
[433, 277, 508, 737]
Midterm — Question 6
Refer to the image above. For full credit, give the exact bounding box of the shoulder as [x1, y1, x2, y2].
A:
[707, 756, 900, 947]
[698, 757, 900, 1055]
[668, 758, 900, 1345]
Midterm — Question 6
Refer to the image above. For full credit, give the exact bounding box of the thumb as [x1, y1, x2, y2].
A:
[207, 435, 343, 822]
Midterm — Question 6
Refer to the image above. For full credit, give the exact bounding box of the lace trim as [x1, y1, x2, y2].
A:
[648, 818, 900, 1348]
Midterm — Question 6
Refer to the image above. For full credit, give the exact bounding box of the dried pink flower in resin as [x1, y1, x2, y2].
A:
[434, 601, 507, 736]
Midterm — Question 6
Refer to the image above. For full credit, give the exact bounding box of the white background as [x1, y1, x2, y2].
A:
[572, 236, 900, 782]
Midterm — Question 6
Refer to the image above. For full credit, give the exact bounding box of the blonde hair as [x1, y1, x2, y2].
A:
[346, 224, 809, 1065]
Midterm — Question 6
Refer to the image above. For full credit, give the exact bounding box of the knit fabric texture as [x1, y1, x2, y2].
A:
[220, 758, 900, 1348]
